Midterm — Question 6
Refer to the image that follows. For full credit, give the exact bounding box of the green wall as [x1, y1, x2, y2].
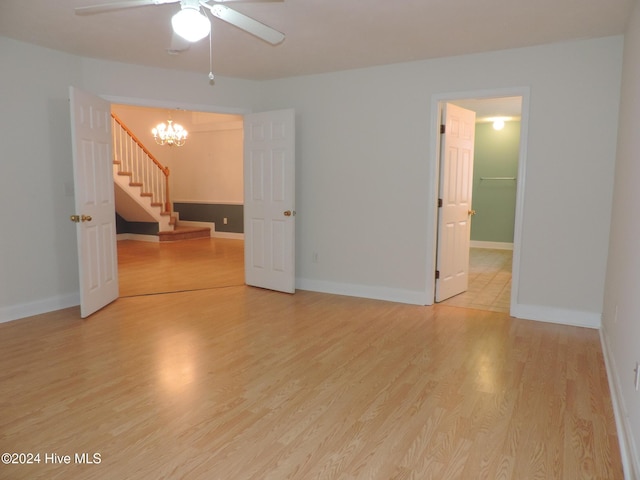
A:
[470, 121, 520, 243]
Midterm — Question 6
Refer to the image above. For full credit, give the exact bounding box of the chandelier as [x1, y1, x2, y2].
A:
[152, 120, 188, 147]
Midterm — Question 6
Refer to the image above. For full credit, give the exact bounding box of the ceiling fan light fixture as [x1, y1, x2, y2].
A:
[492, 118, 506, 131]
[172, 4, 211, 43]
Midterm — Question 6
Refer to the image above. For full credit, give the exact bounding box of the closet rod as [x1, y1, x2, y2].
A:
[480, 176, 517, 180]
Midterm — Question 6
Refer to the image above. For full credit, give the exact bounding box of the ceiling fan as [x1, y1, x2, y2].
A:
[75, 0, 285, 46]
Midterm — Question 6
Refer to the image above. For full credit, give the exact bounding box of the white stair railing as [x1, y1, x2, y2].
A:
[111, 113, 171, 213]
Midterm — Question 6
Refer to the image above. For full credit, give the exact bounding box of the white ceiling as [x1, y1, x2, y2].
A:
[452, 97, 523, 122]
[0, 0, 634, 81]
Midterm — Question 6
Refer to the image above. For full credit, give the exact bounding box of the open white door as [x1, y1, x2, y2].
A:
[244, 109, 296, 293]
[69, 86, 119, 317]
[435, 103, 476, 302]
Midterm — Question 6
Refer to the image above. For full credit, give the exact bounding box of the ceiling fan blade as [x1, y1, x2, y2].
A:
[211, 0, 283, 3]
[75, 0, 180, 16]
[203, 3, 285, 45]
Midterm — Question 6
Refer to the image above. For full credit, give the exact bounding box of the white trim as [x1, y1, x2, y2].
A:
[511, 303, 601, 329]
[117, 233, 159, 242]
[600, 327, 639, 480]
[296, 278, 428, 306]
[427, 86, 530, 313]
[470, 241, 514, 250]
[0, 293, 80, 324]
[510, 91, 530, 317]
[425, 96, 441, 306]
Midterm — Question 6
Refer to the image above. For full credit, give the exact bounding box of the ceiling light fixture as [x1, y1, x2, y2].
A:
[172, 0, 211, 43]
[492, 119, 505, 131]
[152, 120, 188, 147]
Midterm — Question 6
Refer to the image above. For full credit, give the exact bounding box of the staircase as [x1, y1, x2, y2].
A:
[112, 113, 209, 241]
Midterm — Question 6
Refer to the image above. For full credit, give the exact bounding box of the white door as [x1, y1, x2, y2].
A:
[244, 109, 296, 293]
[435, 103, 476, 302]
[69, 86, 119, 317]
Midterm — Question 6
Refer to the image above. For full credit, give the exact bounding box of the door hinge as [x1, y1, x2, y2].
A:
[438, 198, 443, 208]
[435, 270, 440, 280]
[440, 124, 446, 134]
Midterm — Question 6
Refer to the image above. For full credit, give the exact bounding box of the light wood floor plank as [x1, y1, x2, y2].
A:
[0, 241, 623, 479]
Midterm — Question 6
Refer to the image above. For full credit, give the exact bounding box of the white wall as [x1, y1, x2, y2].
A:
[0, 28, 634, 468]
[80, 57, 262, 112]
[110, 104, 244, 205]
[602, 0, 640, 475]
[171, 113, 243, 204]
[0, 34, 624, 328]
[258, 37, 623, 317]
[0, 37, 261, 323]
[111, 104, 175, 170]
[0, 38, 84, 320]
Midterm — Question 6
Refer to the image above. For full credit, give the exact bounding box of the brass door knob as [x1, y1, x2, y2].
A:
[468, 209, 477, 216]
[81, 215, 92, 222]
[284, 210, 293, 217]
[70, 215, 80, 223]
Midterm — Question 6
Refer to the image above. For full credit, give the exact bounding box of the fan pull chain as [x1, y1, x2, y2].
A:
[208, 28, 215, 82]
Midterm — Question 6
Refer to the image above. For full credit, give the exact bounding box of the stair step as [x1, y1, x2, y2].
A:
[140, 192, 153, 197]
[130, 182, 143, 187]
[118, 171, 132, 177]
[158, 227, 211, 242]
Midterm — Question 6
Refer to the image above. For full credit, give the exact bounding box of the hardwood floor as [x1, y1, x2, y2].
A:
[117, 238, 244, 297]
[0, 241, 623, 479]
[441, 248, 513, 313]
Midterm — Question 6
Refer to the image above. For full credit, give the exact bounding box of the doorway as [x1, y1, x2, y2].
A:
[430, 89, 529, 314]
[72, 90, 296, 316]
[111, 103, 246, 297]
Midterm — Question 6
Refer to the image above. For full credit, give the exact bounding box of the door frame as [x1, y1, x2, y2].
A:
[426, 86, 530, 313]
[101, 94, 251, 293]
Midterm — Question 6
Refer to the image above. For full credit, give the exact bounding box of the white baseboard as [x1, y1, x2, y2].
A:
[295, 279, 603, 330]
[117, 233, 159, 242]
[600, 327, 640, 480]
[470, 241, 514, 250]
[510, 303, 601, 329]
[0, 293, 80, 324]
[296, 278, 427, 305]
